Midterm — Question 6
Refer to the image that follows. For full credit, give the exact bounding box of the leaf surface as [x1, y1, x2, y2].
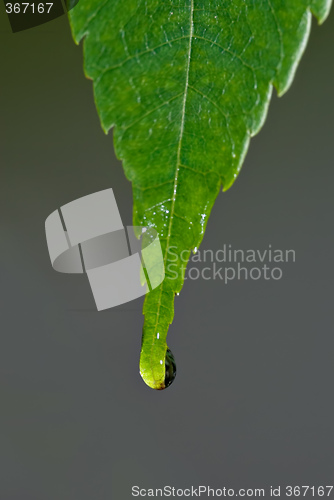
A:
[69, 0, 331, 389]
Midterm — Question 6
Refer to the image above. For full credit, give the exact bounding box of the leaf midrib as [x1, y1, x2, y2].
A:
[148, 0, 194, 377]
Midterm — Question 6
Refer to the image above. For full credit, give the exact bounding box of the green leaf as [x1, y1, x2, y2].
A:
[69, 0, 331, 390]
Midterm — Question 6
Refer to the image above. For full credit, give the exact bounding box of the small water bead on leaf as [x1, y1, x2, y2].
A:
[163, 348, 176, 389]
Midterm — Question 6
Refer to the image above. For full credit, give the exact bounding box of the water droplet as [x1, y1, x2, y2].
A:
[164, 348, 176, 389]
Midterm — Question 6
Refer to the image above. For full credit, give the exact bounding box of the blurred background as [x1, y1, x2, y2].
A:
[0, 5, 333, 499]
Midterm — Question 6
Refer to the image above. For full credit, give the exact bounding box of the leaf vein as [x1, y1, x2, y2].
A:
[150, 0, 195, 345]
[119, 92, 184, 135]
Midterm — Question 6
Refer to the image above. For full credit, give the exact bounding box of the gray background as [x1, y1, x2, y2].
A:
[0, 5, 333, 499]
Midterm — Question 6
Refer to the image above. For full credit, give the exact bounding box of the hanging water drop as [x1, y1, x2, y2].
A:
[164, 348, 176, 389]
